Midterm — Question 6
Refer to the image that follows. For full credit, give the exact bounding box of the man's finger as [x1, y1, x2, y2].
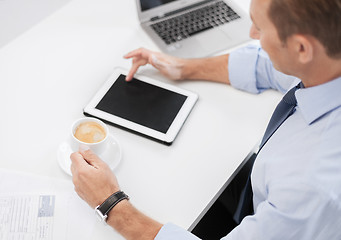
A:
[126, 59, 148, 81]
[126, 64, 139, 81]
[70, 152, 88, 175]
[123, 47, 144, 59]
[79, 149, 103, 168]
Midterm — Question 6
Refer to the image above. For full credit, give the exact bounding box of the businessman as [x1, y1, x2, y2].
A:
[70, 0, 341, 239]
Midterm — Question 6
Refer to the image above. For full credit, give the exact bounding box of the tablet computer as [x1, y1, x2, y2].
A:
[83, 67, 198, 145]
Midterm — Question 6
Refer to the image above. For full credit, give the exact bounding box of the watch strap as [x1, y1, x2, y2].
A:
[96, 191, 129, 221]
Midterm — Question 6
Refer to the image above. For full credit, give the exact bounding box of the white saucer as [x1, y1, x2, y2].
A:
[57, 134, 122, 176]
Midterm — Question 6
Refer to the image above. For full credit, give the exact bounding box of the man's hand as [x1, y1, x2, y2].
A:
[70, 149, 120, 208]
[124, 47, 186, 81]
[124, 47, 231, 84]
[71, 149, 163, 240]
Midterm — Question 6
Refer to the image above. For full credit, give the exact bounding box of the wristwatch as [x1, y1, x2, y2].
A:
[95, 191, 129, 222]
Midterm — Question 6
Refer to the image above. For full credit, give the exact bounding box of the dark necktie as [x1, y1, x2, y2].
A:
[233, 82, 303, 224]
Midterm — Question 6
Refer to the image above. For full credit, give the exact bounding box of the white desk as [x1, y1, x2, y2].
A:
[0, 0, 281, 239]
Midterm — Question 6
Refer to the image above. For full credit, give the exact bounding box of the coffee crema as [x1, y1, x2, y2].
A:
[74, 122, 106, 143]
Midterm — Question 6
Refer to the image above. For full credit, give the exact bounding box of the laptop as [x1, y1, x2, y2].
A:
[136, 0, 252, 58]
[189, 151, 257, 239]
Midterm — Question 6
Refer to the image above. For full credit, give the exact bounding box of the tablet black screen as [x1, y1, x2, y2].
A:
[95, 74, 187, 133]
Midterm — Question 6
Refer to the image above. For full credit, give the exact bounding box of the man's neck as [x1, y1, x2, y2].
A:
[299, 55, 341, 88]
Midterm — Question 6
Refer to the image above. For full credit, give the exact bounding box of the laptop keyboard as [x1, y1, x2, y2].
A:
[151, 1, 240, 45]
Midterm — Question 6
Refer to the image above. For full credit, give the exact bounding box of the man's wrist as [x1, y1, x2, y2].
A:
[106, 199, 163, 240]
[106, 198, 131, 221]
[95, 191, 129, 222]
[106, 198, 132, 229]
[180, 58, 200, 80]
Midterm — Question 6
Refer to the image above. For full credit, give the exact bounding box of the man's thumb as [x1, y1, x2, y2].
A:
[79, 147, 102, 167]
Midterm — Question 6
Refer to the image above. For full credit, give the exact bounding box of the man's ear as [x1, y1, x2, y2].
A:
[291, 34, 314, 64]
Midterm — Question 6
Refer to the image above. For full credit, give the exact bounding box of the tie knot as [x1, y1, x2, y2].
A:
[282, 82, 302, 106]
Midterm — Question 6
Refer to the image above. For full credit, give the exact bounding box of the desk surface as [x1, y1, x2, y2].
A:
[0, 0, 281, 239]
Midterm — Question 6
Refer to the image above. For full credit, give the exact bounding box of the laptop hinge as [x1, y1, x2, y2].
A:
[151, 15, 163, 21]
[150, 0, 214, 21]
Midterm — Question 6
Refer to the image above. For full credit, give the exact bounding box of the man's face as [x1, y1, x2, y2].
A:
[249, 0, 297, 75]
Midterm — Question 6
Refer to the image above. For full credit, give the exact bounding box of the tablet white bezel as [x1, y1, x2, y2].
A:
[83, 67, 198, 144]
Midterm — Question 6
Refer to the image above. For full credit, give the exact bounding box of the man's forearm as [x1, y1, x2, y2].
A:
[181, 54, 230, 84]
[107, 200, 163, 240]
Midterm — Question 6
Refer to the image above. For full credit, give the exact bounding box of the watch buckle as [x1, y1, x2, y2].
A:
[95, 205, 108, 222]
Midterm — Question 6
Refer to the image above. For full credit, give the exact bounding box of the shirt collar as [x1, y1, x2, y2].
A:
[295, 76, 341, 124]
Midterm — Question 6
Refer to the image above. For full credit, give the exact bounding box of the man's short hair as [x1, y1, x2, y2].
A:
[268, 0, 341, 59]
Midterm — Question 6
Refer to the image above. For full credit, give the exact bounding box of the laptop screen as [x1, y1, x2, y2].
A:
[140, 0, 177, 11]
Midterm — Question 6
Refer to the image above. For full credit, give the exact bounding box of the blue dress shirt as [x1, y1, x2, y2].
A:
[155, 44, 341, 240]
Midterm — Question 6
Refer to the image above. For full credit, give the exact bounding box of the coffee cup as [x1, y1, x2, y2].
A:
[70, 117, 109, 156]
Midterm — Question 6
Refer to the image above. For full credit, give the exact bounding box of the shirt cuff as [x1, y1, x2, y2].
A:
[155, 223, 200, 240]
[228, 44, 262, 94]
